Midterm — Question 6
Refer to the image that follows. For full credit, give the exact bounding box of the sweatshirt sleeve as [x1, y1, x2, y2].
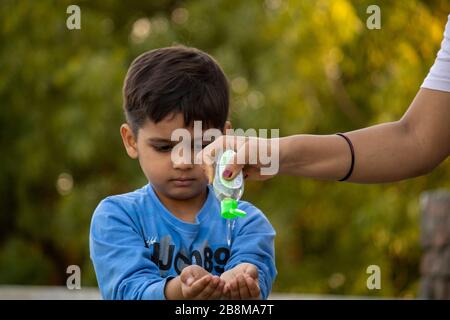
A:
[224, 202, 277, 300]
[89, 198, 170, 300]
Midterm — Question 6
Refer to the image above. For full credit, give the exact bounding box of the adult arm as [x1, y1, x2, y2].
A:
[279, 88, 450, 183]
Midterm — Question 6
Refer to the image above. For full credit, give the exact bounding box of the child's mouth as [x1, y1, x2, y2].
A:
[170, 178, 196, 187]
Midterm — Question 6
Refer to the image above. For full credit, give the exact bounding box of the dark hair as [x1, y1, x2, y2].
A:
[123, 46, 229, 135]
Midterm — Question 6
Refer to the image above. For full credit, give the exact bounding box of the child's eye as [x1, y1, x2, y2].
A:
[153, 145, 173, 152]
[192, 142, 211, 150]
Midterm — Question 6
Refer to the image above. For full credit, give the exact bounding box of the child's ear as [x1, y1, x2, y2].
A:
[120, 124, 139, 159]
[223, 120, 232, 134]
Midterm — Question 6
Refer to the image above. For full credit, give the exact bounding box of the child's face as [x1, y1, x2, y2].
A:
[121, 113, 229, 201]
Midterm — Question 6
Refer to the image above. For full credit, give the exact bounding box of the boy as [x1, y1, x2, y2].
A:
[89, 46, 276, 300]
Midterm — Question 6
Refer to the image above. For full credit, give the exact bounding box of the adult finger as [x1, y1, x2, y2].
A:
[195, 136, 226, 184]
[197, 135, 248, 182]
[223, 136, 259, 180]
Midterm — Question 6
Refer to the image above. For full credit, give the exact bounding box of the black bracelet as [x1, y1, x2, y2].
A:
[336, 133, 355, 182]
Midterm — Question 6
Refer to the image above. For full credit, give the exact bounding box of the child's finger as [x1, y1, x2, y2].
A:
[222, 284, 231, 299]
[180, 270, 192, 284]
[229, 279, 240, 300]
[196, 276, 220, 300]
[237, 274, 251, 299]
[180, 272, 195, 286]
[180, 265, 203, 285]
[242, 264, 258, 279]
[208, 279, 225, 300]
[245, 275, 261, 299]
[189, 275, 212, 297]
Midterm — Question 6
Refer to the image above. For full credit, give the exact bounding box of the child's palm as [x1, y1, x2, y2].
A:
[180, 265, 224, 300]
[220, 263, 260, 299]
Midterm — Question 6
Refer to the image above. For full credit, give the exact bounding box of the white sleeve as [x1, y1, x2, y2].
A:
[421, 14, 450, 93]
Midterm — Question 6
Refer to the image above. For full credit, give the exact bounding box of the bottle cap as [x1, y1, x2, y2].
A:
[220, 198, 247, 219]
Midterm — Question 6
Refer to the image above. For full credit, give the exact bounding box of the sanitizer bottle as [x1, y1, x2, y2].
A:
[212, 149, 247, 219]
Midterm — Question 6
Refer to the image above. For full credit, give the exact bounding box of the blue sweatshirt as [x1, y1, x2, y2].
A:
[89, 184, 277, 300]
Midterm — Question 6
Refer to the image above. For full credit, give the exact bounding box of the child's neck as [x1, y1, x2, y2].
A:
[155, 187, 208, 223]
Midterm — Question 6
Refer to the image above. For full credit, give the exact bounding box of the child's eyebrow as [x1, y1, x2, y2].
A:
[147, 137, 211, 144]
[147, 138, 211, 145]
[146, 138, 173, 143]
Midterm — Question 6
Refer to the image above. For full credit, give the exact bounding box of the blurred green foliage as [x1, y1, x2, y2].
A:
[0, 0, 449, 297]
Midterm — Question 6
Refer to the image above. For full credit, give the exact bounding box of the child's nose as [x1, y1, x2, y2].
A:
[172, 152, 195, 170]
[173, 161, 194, 170]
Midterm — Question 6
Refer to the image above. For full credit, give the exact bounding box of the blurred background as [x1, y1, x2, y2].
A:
[0, 0, 449, 298]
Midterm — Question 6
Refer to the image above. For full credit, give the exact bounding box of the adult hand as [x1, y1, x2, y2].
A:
[196, 135, 279, 183]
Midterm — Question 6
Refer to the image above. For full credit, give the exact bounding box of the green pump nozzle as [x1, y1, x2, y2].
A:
[220, 198, 247, 219]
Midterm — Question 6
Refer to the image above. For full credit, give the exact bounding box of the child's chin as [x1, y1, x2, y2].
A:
[167, 185, 207, 200]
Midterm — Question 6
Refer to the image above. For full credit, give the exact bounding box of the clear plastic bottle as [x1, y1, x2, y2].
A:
[212, 150, 246, 246]
[213, 149, 247, 219]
